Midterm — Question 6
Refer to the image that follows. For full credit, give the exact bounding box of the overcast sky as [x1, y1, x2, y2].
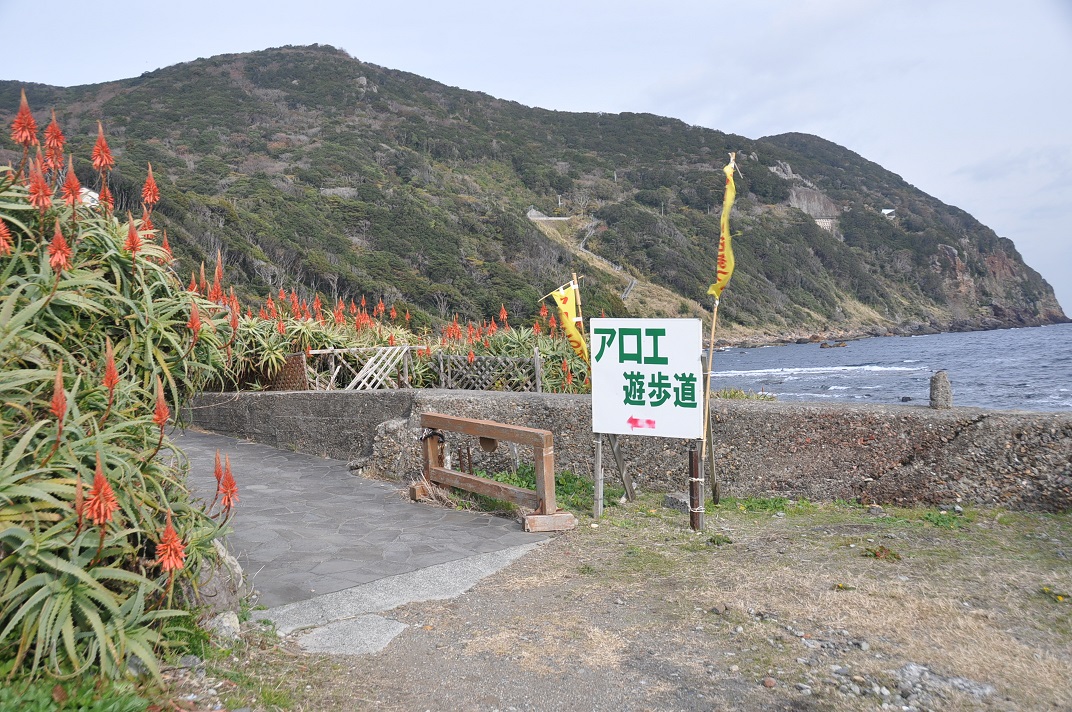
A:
[3, 0, 1069, 311]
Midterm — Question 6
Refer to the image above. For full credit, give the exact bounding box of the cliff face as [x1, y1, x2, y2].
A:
[0, 45, 1064, 336]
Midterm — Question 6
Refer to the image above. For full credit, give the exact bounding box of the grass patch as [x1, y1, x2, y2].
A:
[712, 388, 776, 401]
[863, 545, 902, 561]
[450, 464, 625, 516]
[0, 668, 150, 712]
[709, 495, 816, 515]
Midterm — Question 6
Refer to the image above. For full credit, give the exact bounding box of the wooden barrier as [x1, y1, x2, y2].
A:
[411, 412, 577, 533]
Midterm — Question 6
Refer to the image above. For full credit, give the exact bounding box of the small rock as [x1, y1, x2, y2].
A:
[729, 665, 740, 673]
[762, 677, 777, 688]
[709, 604, 728, 615]
[734, 626, 744, 634]
[858, 641, 871, 651]
[204, 611, 241, 642]
[615, 598, 625, 606]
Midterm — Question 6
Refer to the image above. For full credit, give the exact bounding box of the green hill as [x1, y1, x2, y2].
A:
[2, 44, 1064, 342]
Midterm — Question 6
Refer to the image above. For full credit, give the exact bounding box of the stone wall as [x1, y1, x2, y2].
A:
[188, 391, 1072, 512]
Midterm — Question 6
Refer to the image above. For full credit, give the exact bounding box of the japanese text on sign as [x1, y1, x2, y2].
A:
[590, 319, 703, 439]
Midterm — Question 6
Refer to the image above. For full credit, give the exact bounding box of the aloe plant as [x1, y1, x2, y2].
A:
[1, 104, 234, 682]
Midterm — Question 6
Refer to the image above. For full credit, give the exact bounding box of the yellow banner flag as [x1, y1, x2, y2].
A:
[552, 280, 590, 363]
[707, 154, 738, 299]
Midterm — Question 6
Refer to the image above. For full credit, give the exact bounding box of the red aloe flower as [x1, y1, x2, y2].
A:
[276, 318, 285, 335]
[467, 350, 476, 365]
[48, 221, 72, 272]
[156, 511, 186, 573]
[533, 321, 542, 335]
[388, 333, 396, 347]
[44, 110, 64, 151]
[160, 231, 173, 261]
[61, 156, 81, 206]
[187, 273, 199, 293]
[27, 158, 51, 213]
[499, 304, 508, 323]
[0, 220, 12, 256]
[91, 121, 114, 173]
[566, 370, 574, 386]
[10, 89, 38, 147]
[214, 449, 224, 486]
[405, 309, 411, 324]
[153, 377, 170, 429]
[360, 295, 366, 309]
[389, 305, 397, 321]
[85, 453, 120, 526]
[50, 362, 67, 425]
[123, 215, 141, 257]
[103, 337, 119, 395]
[140, 209, 154, 234]
[188, 301, 202, 344]
[98, 182, 114, 212]
[349, 299, 357, 315]
[142, 162, 160, 206]
[220, 454, 239, 513]
[539, 302, 549, 319]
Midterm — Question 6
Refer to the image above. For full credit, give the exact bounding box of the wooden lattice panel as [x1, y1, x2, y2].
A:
[306, 347, 412, 390]
[441, 355, 537, 392]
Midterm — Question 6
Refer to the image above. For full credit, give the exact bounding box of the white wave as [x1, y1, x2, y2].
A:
[712, 364, 924, 378]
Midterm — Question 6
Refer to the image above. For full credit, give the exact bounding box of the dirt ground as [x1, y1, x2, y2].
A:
[169, 496, 1072, 712]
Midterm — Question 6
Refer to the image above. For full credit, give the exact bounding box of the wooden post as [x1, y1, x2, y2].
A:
[593, 435, 604, 518]
[688, 440, 704, 531]
[534, 442, 556, 515]
[607, 434, 636, 501]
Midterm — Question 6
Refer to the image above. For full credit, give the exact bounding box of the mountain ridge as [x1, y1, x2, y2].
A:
[1, 44, 1064, 344]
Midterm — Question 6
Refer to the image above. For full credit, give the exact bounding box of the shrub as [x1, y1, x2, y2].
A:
[1, 96, 234, 681]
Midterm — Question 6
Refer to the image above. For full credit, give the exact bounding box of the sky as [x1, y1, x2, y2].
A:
[2, 0, 1070, 311]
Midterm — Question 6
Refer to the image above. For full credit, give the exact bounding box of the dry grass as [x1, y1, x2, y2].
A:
[174, 497, 1072, 711]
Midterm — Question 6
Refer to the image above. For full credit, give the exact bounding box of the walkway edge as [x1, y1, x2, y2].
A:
[258, 541, 545, 637]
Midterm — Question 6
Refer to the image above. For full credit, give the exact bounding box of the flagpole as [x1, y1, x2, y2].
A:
[701, 297, 721, 502]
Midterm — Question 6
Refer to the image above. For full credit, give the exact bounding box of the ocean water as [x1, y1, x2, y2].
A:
[708, 323, 1072, 411]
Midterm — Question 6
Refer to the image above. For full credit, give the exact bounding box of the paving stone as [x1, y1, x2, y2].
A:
[176, 430, 544, 608]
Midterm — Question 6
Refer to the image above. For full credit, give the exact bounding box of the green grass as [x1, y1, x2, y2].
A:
[451, 464, 625, 516]
[0, 666, 150, 712]
[708, 495, 817, 515]
[712, 388, 776, 401]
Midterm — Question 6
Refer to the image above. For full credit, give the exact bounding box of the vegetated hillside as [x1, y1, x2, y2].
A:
[1, 44, 1065, 342]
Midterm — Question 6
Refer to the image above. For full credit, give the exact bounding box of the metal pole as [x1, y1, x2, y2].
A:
[593, 434, 604, 519]
[688, 440, 704, 531]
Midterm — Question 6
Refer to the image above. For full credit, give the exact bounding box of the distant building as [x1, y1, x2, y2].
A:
[881, 208, 896, 219]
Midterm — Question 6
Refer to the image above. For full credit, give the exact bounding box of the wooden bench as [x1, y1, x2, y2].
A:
[411, 412, 577, 533]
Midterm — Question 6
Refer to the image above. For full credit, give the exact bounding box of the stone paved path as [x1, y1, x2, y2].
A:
[175, 430, 542, 608]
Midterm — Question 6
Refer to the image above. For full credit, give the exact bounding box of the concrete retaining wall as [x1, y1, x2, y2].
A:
[188, 391, 1072, 512]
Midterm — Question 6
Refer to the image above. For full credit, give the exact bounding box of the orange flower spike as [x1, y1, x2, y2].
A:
[86, 453, 120, 526]
[188, 301, 202, 344]
[539, 302, 549, 319]
[156, 511, 186, 573]
[390, 305, 397, 321]
[50, 363, 67, 424]
[61, 156, 81, 206]
[566, 370, 574, 385]
[91, 121, 114, 173]
[0, 220, 12, 256]
[349, 299, 357, 315]
[27, 158, 51, 213]
[160, 231, 173, 261]
[44, 111, 65, 171]
[187, 273, 199, 293]
[360, 295, 366, 309]
[103, 337, 119, 395]
[388, 333, 396, 347]
[123, 214, 141, 257]
[533, 321, 542, 335]
[48, 222, 72, 272]
[140, 209, 154, 234]
[10, 89, 38, 147]
[499, 304, 508, 323]
[98, 182, 114, 212]
[405, 310, 411, 324]
[152, 377, 170, 430]
[214, 449, 224, 486]
[142, 162, 160, 206]
[221, 455, 239, 512]
[467, 350, 476, 364]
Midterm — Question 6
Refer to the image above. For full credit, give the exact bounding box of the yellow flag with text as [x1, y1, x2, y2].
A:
[707, 156, 737, 299]
[553, 280, 590, 363]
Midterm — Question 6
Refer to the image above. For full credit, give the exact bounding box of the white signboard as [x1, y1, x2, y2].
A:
[590, 318, 703, 439]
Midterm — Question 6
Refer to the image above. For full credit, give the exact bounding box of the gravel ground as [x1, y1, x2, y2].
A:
[170, 497, 1072, 712]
